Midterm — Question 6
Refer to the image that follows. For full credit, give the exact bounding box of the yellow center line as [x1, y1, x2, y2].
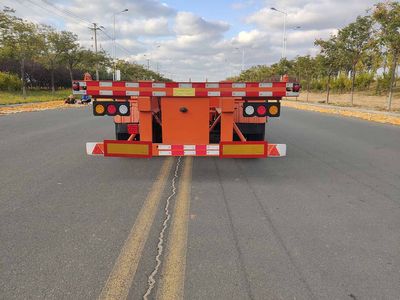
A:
[99, 157, 174, 300]
[157, 156, 193, 300]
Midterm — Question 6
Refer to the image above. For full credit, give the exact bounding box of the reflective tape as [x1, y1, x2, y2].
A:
[100, 90, 113, 96]
[208, 91, 220, 97]
[152, 83, 165, 88]
[232, 83, 246, 88]
[206, 83, 219, 88]
[259, 91, 273, 97]
[259, 83, 273, 88]
[156, 144, 220, 156]
[126, 91, 139, 96]
[232, 91, 246, 97]
[125, 82, 139, 87]
[153, 91, 166, 96]
[179, 83, 192, 88]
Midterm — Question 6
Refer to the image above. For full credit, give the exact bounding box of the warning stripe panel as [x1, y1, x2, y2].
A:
[86, 142, 285, 158]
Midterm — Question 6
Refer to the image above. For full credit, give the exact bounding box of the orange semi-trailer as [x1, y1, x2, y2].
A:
[72, 79, 300, 158]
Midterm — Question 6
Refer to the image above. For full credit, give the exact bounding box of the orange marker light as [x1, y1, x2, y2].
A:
[95, 104, 105, 115]
[269, 105, 279, 116]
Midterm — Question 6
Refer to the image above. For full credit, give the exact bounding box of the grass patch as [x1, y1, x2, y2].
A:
[0, 89, 71, 105]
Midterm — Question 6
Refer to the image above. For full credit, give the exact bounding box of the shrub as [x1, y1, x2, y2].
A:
[331, 74, 351, 93]
[355, 73, 374, 90]
[0, 72, 22, 91]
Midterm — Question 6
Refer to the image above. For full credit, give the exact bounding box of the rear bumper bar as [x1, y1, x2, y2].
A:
[86, 141, 286, 158]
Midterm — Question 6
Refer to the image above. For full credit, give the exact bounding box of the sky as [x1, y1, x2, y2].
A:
[3, 0, 378, 81]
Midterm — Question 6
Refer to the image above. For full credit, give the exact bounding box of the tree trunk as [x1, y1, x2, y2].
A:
[306, 78, 310, 102]
[326, 74, 331, 104]
[20, 57, 26, 99]
[51, 68, 55, 95]
[68, 64, 73, 85]
[383, 54, 387, 75]
[387, 50, 398, 111]
[350, 64, 356, 106]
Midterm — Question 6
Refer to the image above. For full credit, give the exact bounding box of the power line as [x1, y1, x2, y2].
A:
[37, 0, 136, 58]
[25, 0, 91, 29]
[99, 28, 136, 57]
[40, 0, 93, 26]
[25, 0, 137, 59]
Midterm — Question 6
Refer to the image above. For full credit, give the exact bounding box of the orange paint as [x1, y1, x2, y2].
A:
[161, 97, 210, 144]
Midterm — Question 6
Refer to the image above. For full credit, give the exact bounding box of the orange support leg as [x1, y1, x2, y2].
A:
[220, 98, 235, 142]
[138, 96, 153, 142]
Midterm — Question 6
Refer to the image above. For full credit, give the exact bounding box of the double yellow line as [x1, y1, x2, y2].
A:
[99, 157, 193, 300]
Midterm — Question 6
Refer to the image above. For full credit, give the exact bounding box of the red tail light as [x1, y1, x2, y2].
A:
[107, 104, 117, 115]
[293, 83, 301, 92]
[256, 105, 267, 116]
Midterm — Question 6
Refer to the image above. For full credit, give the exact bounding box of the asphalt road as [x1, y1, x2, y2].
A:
[1, 106, 399, 300]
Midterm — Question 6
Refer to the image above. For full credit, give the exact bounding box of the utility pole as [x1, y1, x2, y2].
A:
[89, 23, 100, 80]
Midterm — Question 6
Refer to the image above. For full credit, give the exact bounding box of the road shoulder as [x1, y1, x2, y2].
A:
[282, 100, 400, 126]
[0, 101, 82, 115]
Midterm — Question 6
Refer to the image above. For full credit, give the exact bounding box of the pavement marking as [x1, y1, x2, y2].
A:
[99, 157, 174, 300]
[157, 156, 193, 300]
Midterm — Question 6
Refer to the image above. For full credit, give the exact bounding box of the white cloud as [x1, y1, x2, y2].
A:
[3, 0, 381, 81]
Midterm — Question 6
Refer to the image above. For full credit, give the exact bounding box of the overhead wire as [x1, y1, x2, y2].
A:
[25, 0, 137, 57]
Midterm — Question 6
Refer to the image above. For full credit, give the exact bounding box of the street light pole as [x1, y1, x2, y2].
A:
[241, 48, 245, 72]
[113, 8, 128, 80]
[271, 7, 287, 59]
[235, 47, 245, 72]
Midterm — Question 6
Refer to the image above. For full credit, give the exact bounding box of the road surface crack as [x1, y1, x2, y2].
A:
[143, 156, 182, 300]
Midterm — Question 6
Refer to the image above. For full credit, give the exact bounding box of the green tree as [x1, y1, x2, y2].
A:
[294, 55, 316, 101]
[115, 60, 170, 81]
[373, 1, 400, 110]
[338, 16, 373, 105]
[56, 31, 80, 84]
[315, 36, 345, 103]
[0, 9, 43, 97]
[77, 49, 111, 78]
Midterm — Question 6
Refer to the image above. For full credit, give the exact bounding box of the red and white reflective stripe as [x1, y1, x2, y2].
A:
[267, 144, 286, 157]
[85, 142, 286, 157]
[86, 142, 104, 155]
[157, 144, 220, 156]
[73, 81, 300, 98]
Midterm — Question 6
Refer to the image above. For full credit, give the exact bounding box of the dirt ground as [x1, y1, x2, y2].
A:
[291, 92, 400, 112]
